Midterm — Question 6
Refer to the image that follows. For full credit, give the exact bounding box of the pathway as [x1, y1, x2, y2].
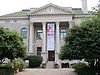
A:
[15, 68, 77, 75]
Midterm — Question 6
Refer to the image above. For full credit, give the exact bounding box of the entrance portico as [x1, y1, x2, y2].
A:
[29, 21, 71, 65]
[28, 3, 74, 67]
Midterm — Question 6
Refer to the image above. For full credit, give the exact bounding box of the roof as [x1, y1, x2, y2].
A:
[72, 8, 84, 14]
[31, 3, 73, 14]
[0, 10, 29, 17]
[0, 4, 90, 17]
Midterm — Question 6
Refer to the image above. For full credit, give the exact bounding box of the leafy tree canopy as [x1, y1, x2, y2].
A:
[0, 27, 27, 64]
[59, 14, 100, 69]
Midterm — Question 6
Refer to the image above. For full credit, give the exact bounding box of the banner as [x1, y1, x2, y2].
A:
[47, 23, 55, 51]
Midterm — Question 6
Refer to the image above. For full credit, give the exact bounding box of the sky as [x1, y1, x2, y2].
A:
[0, 0, 99, 16]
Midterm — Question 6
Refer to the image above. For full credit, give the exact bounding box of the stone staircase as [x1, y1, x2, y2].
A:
[46, 61, 55, 68]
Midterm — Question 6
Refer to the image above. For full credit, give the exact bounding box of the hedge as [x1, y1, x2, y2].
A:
[25, 55, 43, 68]
[77, 68, 100, 75]
[0, 67, 14, 75]
[72, 62, 100, 75]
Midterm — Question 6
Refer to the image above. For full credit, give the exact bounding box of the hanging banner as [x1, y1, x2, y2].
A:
[47, 23, 55, 51]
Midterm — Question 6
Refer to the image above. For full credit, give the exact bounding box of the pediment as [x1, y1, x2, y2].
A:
[30, 3, 73, 15]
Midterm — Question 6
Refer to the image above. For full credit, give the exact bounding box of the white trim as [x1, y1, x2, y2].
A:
[74, 14, 92, 18]
[0, 17, 28, 20]
[30, 3, 73, 15]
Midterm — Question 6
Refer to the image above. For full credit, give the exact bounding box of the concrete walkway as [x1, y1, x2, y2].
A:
[15, 68, 77, 75]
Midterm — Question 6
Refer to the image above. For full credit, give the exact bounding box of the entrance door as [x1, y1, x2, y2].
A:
[48, 51, 55, 61]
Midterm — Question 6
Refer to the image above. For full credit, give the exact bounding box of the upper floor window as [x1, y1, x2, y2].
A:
[21, 28, 27, 39]
[5, 20, 10, 24]
[60, 29, 67, 40]
[37, 29, 43, 40]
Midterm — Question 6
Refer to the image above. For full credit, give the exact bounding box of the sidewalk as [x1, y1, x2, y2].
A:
[15, 68, 77, 75]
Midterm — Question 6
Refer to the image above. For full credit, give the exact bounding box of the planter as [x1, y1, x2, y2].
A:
[41, 63, 46, 68]
[54, 63, 59, 68]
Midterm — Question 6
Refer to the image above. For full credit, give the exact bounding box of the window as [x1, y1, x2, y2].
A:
[21, 28, 27, 39]
[60, 29, 67, 40]
[5, 20, 10, 24]
[37, 47, 42, 55]
[14, 20, 17, 23]
[37, 29, 43, 40]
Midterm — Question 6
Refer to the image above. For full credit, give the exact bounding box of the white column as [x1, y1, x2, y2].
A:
[29, 22, 34, 54]
[42, 22, 46, 52]
[55, 21, 60, 64]
[41, 22, 47, 63]
[56, 21, 60, 53]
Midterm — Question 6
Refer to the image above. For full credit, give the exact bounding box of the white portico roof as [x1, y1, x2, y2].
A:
[30, 3, 73, 15]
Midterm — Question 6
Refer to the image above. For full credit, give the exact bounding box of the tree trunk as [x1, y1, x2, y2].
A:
[89, 62, 95, 69]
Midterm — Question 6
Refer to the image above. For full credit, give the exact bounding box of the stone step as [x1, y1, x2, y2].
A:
[46, 61, 55, 69]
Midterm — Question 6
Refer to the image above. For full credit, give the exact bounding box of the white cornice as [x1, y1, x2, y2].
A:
[0, 16, 29, 20]
[74, 14, 93, 18]
[29, 13, 74, 16]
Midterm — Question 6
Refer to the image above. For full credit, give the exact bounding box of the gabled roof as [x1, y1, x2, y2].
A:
[0, 3, 90, 17]
[0, 10, 29, 17]
[30, 3, 73, 14]
[72, 8, 91, 15]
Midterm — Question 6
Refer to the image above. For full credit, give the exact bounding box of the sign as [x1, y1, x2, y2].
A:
[47, 23, 55, 51]
[73, 60, 78, 64]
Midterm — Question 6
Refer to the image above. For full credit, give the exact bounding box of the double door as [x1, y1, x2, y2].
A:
[48, 51, 55, 61]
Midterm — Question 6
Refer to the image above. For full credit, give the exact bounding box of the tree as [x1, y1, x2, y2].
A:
[0, 27, 27, 64]
[59, 16, 100, 69]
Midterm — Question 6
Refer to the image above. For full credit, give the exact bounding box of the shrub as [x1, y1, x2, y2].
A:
[54, 63, 59, 68]
[0, 67, 14, 75]
[7, 58, 25, 73]
[7, 62, 14, 68]
[14, 59, 25, 72]
[76, 68, 100, 75]
[41, 63, 46, 68]
[71, 62, 100, 75]
[0, 58, 25, 73]
[0, 64, 7, 67]
[72, 62, 90, 72]
[25, 55, 43, 68]
[19, 60, 25, 72]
